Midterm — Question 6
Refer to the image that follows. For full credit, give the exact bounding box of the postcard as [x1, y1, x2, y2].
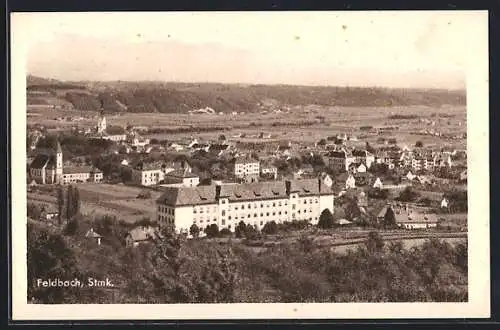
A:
[10, 11, 490, 320]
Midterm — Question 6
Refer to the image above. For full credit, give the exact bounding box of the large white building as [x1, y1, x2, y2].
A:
[234, 157, 260, 180]
[130, 161, 175, 186]
[155, 178, 335, 234]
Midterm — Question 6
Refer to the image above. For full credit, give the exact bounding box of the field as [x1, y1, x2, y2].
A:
[28, 183, 162, 223]
[28, 103, 467, 150]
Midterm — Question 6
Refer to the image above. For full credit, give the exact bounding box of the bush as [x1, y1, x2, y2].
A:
[415, 140, 424, 148]
[190, 224, 200, 238]
[235, 221, 247, 238]
[262, 221, 278, 235]
[367, 188, 389, 200]
[318, 209, 335, 229]
[63, 219, 79, 236]
[396, 186, 420, 202]
[137, 190, 152, 199]
[27, 203, 42, 219]
[205, 224, 220, 238]
[219, 228, 232, 237]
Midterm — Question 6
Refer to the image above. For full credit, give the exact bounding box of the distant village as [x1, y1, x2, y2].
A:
[27, 107, 468, 242]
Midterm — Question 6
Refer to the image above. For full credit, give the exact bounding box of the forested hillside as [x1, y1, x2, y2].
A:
[27, 75, 466, 113]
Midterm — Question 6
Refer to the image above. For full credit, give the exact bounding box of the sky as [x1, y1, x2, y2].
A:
[13, 11, 487, 89]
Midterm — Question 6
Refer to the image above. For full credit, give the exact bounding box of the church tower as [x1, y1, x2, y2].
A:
[97, 109, 107, 133]
[54, 140, 63, 184]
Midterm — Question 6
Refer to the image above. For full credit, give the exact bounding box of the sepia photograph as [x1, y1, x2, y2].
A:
[10, 11, 489, 320]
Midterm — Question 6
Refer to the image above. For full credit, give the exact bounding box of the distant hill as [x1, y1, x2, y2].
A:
[26, 75, 466, 113]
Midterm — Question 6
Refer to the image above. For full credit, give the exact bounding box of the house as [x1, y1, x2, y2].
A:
[357, 191, 368, 211]
[416, 175, 432, 185]
[41, 204, 59, 221]
[405, 171, 416, 181]
[353, 172, 373, 186]
[377, 205, 391, 223]
[298, 164, 315, 177]
[163, 169, 200, 187]
[349, 162, 367, 173]
[393, 204, 438, 229]
[441, 198, 449, 208]
[61, 166, 103, 184]
[345, 174, 356, 189]
[126, 131, 150, 148]
[324, 150, 356, 172]
[130, 161, 176, 186]
[234, 156, 260, 180]
[352, 149, 375, 169]
[320, 173, 333, 188]
[125, 226, 161, 247]
[373, 177, 384, 189]
[85, 228, 102, 245]
[260, 165, 278, 180]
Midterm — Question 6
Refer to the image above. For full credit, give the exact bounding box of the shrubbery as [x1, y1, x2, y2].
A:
[27, 214, 468, 304]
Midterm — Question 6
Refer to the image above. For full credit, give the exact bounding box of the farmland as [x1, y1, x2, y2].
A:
[28, 103, 467, 150]
[28, 183, 161, 223]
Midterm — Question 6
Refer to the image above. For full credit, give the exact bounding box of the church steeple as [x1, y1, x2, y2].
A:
[55, 140, 63, 154]
[97, 101, 107, 134]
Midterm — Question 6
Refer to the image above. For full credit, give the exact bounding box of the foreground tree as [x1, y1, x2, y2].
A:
[318, 209, 335, 229]
[27, 223, 82, 303]
[383, 207, 397, 228]
[189, 224, 200, 238]
[205, 224, 220, 238]
[235, 221, 247, 238]
[261, 221, 278, 235]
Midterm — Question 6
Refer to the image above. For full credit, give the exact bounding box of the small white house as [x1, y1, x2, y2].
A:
[356, 163, 367, 173]
[85, 228, 102, 245]
[373, 177, 383, 189]
[322, 174, 333, 188]
[406, 171, 416, 181]
[345, 174, 356, 189]
[441, 198, 449, 208]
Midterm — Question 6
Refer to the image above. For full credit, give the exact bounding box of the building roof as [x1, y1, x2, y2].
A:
[394, 209, 438, 224]
[326, 150, 349, 158]
[132, 160, 170, 171]
[352, 149, 370, 157]
[126, 226, 160, 242]
[63, 166, 100, 174]
[30, 154, 56, 169]
[157, 179, 334, 207]
[235, 157, 259, 165]
[377, 205, 390, 218]
[85, 228, 102, 238]
[165, 169, 199, 179]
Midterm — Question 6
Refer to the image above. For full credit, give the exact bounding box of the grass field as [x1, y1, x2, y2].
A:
[28, 183, 161, 223]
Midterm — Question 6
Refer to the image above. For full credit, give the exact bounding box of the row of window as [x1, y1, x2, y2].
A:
[192, 198, 320, 214]
[158, 206, 174, 215]
[228, 210, 289, 220]
[158, 215, 174, 224]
